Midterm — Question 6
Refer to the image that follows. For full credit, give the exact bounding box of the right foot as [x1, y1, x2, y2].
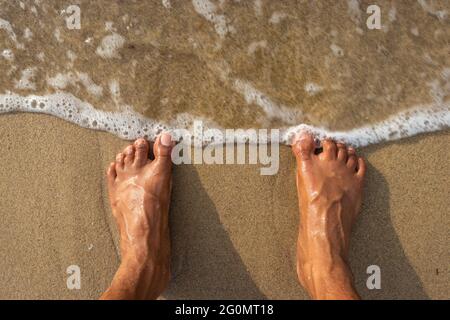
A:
[291, 132, 366, 300]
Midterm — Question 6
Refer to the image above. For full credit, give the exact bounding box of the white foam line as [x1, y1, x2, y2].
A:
[281, 103, 450, 147]
[0, 92, 172, 141]
[0, 93, 448, 147]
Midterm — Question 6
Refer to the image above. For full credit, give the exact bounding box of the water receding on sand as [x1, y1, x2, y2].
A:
[0, 0, 449, 146]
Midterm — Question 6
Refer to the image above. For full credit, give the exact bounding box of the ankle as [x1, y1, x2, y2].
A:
[121, 243, 152, 266]
[298, 253, 359, 300]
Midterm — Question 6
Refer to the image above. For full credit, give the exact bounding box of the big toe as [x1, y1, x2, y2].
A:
[152, 132, 174, 174]
[292, 131, 315, 161]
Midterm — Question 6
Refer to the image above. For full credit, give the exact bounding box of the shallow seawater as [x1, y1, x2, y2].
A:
[0, 0, 449, 145]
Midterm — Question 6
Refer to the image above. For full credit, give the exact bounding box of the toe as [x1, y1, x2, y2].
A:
[123, 145, 135, 167]
[291, 131, 315, 161]
[347, 154, 357, 171]
[356, 157, 366, 178]
[321, 139, 337, 160]
[336, 143, 347, 162]
[106, 162, 117, 187]
[115, 152, 125, 170]
[347, 146, 355, 156]
[134, 138, 150, 167]
[152, 132, 174, 174]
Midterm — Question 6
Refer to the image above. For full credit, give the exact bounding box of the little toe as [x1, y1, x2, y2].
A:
[356, 157, 366, 178]
[123, 145, 135, 167]
[134, 138, 150, 167]
[106, 162, 117, 188]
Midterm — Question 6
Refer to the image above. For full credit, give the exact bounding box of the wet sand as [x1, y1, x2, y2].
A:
[0, 113, 448, 299]
[1, 0, 449, 131]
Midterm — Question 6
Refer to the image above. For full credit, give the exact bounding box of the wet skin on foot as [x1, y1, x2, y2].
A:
[292, 132, 366, 300]
[101, 133, 174, 300]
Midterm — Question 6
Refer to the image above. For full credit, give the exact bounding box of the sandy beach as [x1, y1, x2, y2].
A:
[0, 0, 449, 300]
[0, 113, 448, 299]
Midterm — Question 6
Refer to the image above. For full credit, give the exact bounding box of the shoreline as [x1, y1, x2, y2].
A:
[1, 93, 449, 147]
[0, 113, 448, 299]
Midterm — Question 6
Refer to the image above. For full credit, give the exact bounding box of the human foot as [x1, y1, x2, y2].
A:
[101, 133, 174, 300]
[291, 132, 366, 300]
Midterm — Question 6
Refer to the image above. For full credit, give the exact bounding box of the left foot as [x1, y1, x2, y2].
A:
[103, 133, 174, 299]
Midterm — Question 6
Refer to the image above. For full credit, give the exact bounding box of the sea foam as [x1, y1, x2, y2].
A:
[0, 93, 448, 147]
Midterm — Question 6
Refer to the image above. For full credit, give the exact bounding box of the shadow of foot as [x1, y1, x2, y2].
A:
[163, 164, 266, 299]
[350, 162, 429, 299]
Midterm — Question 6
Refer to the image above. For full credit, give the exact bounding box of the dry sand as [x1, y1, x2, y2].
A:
[0, 113, 448, 299]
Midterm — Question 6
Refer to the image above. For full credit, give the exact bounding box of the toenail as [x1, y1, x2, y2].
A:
[136, 139, 147, 148]
[125, 147, 134, 154]
[136, 138, 145, 144]
[160, 133, 172, 147]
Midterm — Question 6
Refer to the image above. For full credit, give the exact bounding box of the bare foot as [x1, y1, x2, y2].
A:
[102, 133, 174, 300]
[291, 132, 366, 300]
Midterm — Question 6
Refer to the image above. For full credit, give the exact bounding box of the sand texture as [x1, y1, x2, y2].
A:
[0, 0, 449, 300]
[0, 113, 448, 299]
